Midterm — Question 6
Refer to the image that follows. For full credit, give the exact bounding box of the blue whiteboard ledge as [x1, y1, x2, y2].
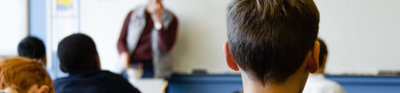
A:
[168, 74, 243, 93]
[326, 76, 400, 93]
[168, 74, 400, 93]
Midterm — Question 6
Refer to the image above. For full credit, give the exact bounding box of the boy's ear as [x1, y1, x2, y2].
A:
[307, 41, 320, 73]
[37, 85, 49, 93]
[224, 41, 239, 71]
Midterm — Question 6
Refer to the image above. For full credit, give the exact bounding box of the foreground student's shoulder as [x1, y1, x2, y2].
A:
[331, 81, 345, 93]
[323, 80, 345, 93]
[304, 78, 345, 93]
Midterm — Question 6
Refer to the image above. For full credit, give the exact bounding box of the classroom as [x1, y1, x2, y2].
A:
[0, 0, 400, 93]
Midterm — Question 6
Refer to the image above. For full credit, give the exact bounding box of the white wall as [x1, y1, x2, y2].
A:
[0, 0, 27, 56]
[81, 0, 400, 75]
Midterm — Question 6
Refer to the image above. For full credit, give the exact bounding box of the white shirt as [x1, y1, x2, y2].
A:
[303, 74, 345, 93]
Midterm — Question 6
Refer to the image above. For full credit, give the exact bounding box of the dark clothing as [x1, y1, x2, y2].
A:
[117, 10, 178, 61]
[133, 61, 154, 77]
[54, 70, 140, 93]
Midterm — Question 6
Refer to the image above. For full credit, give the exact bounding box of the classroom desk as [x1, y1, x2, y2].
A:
[168, 74, 400, 93]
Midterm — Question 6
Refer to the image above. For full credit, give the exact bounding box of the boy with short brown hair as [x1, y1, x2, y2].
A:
[224, 0, 320, 92]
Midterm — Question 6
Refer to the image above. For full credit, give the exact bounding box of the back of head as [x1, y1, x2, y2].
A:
[18, 37, 46, 60]
[57, 34, 99, 73]
[227, 0, 319, 83]
[0, 57, 54, 93]
[317, 38, 328, 68]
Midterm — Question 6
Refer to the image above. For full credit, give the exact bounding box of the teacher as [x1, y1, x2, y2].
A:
[117, 0, 178, 78]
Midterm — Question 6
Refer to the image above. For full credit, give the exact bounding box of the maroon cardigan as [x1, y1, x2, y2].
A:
[117, 10, 178, 62]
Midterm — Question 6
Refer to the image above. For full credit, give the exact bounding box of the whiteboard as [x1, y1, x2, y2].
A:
[0, 0, 28, 56]
[316, 0, 400, 75]
[80, 0, 400, 75]
[80, 0, 144, 73]
[79, 0, 231, 74]
[165, 0, 232, 74]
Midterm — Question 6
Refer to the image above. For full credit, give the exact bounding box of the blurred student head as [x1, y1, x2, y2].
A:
[18, 37, 46, 68]
[224, 0, 320, 92]
[315, 38, 328, 74]
[57, 34, 100, 73]
[0, 57, 54, 93]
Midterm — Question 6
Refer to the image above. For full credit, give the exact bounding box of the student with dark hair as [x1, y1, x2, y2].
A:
[303, 38, 345, 93]
[54, 34, 140, 93]
[18, 37, 46, 68]
[224, 0, 320, 92]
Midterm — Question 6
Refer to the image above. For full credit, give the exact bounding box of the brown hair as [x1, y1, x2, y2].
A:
[227, 0, 319, 84]
[0, 57, 54, 93]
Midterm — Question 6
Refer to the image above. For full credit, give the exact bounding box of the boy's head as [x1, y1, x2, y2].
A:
[224, 0, 320, 84]
[57, 34, 100, 73]
[18, 37, 46, 67]
[315, 38, 328, 73]
[0, 57, 54, 93]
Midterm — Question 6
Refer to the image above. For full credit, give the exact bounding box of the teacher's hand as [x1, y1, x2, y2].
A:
[120, 52, 130, 69]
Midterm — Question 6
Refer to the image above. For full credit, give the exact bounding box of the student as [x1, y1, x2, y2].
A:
[18, 37, 47, 68]
[0, 57, 54, 93]
[303, 38, 345, 93]
[54, 34, 140, 93]
[224, 0, 320, 93]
